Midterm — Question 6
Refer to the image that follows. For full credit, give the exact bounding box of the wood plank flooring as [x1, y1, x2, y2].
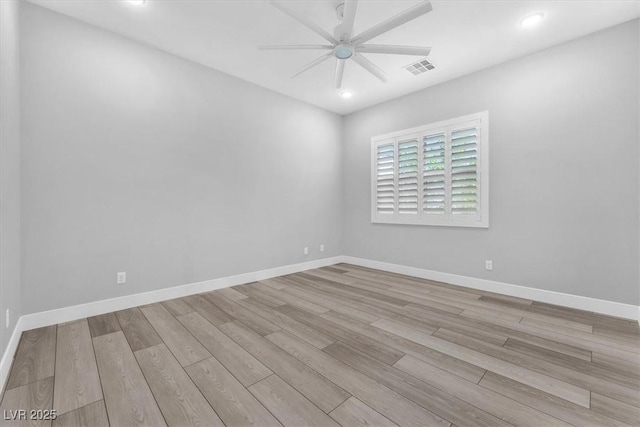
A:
[1, 264, 639, 426]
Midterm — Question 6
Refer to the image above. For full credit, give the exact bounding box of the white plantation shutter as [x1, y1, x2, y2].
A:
[450, 126, 479, 216]
[371, 112, 488, 227]
[375, 142, 395, 215]
[397, 138, 419, 214]
[423, 133, 446, 215]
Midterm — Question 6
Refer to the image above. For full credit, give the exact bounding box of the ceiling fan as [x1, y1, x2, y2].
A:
[259, 0, 433, 89]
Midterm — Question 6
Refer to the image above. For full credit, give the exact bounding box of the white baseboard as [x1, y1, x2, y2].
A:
[341, 256, 640, 321]
[2, 254, 638, 395]
[14, 256, 637, 333]
[0, 256, 341, 392]
[18, 256, 343, 332]
[0, 316, 25, 394]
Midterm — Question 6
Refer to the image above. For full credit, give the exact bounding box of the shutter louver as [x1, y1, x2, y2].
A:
[423, 133, 446, 215]
[450, 127, 478, 215]
[376, 143, 395, 214]
[398, 139, 419, 214]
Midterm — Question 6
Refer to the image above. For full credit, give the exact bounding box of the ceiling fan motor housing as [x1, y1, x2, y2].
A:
[334, 1, 349, 42]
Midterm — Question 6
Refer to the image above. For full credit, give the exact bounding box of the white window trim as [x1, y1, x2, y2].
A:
[371, 111, 489, 228]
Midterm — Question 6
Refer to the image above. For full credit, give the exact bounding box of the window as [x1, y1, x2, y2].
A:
[371, 111, 489, 228]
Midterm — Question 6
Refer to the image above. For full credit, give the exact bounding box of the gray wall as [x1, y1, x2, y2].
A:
[20, 3, 343, 314]
[0, 0, 22, 363]
[16, 3, 640, 316]
[343, 20, 639, 305]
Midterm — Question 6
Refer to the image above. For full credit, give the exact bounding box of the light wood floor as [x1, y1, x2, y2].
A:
[1, 264, 639, 426]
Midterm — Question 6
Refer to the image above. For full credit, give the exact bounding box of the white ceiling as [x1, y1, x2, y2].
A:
[27, 0, 640, 115]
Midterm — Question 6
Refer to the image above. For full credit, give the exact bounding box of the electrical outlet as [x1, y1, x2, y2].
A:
[5, 309, 9, 329]
[485, 260, 493, 271]
[303, 247, 309, 255]
[320, 244, 325, 252]
[117, 272, 127, 285]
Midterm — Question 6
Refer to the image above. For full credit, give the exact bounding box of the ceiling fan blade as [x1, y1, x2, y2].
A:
[335, 59, 346, 89]
[352, 54, 388, 83]
[271, 1, 336, 44]
[290, 52, 334, 79]
[337, 0, 359, 42]
[357, 44, 431, 56]
[259, 45, 333, 50]
[351, 1, 432, 45]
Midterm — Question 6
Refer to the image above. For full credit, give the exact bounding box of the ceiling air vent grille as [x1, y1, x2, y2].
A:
[405, 59, 435, 75]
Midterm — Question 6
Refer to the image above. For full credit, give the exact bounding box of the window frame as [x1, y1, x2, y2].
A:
[370, 111, 489, 228]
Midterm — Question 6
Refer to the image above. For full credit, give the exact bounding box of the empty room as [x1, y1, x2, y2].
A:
[1, 0, 639, 426]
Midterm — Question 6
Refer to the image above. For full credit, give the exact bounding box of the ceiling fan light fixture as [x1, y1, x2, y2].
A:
[340, 91, 353, 99]
[334, 44, 354, 59]
[520, 12, 545, 28]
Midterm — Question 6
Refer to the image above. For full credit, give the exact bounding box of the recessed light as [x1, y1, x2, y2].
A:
[340, 91, 353, 99]
[520, 12, 545, 28]
[128, 0, 146, 5]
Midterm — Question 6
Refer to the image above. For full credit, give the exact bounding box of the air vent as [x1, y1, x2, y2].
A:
[405, 58, 435, 75]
